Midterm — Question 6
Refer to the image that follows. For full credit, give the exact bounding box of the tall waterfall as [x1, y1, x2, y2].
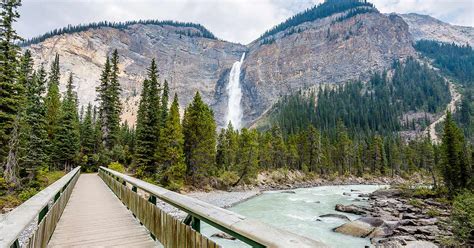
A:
[225, 53, 245, 129]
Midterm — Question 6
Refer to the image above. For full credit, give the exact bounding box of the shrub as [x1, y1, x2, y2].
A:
[108, 161, 125, 173]
[451, 191, 474, 244]
[426, 208, 441, 217]
[19, 188, 38, 201]
[218, 171, 239, 187]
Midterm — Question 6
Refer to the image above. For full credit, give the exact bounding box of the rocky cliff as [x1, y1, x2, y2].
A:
[400, 13, 474, 46]
[25, 6, 470, 128]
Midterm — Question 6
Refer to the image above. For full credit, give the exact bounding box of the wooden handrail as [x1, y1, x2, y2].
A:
[0, 166, 81, 248]
[99, 166, 327, 248]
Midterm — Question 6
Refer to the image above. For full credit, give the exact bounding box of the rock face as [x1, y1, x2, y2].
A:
[27, 24, 246, 126]
[400, 13, 474, 46]
[27, 8, 471, 128]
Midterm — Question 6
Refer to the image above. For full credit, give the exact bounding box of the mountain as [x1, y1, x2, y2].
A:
[399, 13, 474, 46]
[23, 0, 472, 128]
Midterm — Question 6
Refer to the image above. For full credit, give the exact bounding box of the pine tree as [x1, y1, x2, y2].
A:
[80, 103, 95, 171]
[54, 73, 80, 170]
[160, 79, 169, 129]
[183, 92, 217, 183]
[21, 64, 49, 176]
[0, 0, 22, 170]
[107, 49, 122, 149]
[234, 128, 259, 186]
[134, 59, 161, 176]
[45, 54, 62, 165]
[441, 111, 468, 195]
[96, 50, 122, 151]
[156, 94, 186, 190]
[269, 126, 286, 168]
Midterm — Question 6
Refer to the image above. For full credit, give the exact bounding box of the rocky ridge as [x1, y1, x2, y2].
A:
[25, 7, 473, 128]
[400, 13, 474, 46]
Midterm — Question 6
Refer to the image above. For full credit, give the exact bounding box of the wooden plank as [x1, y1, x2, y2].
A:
[48, 174, 156, 247]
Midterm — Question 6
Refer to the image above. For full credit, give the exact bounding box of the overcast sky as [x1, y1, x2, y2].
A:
[15, 0, 474, 44]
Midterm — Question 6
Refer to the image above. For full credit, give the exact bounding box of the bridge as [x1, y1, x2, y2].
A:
[0, 166, 327, 248]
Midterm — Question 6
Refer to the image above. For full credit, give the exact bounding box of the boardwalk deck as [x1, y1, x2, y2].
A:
[48, 173, 157, 248]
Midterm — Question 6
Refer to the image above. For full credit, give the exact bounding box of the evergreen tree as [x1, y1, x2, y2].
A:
[183, 92, 217, 183]
[45, 54, 61, 164]
[108, 49, 122, 149]
[54, 73, 80, 170]
[234, 128, 259, 185]
[21, 64, 49, 176]
[80, 103, 95, 171]
[269, 126, 286, 168]
[134, 59, 161, 176]
[156, 94, 186, 190]
[440, 111, 471, 195]
[160, 79, 169, 129]
[96, 51, 122, 151]
[0, 0, 22, 171]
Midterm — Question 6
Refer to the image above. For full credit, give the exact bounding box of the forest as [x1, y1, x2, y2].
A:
[269, 58, 450, 137]
[19, 19, 217, 47]
[259, 0, 375, 41]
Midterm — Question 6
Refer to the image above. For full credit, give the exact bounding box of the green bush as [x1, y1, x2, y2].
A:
[18, 188, 38, 201]
[451, 191, 474, 244]
[108, 162, 125, 173]
[218, 171, 239, 187]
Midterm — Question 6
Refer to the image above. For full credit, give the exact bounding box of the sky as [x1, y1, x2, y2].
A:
[15, 0, 474, 45]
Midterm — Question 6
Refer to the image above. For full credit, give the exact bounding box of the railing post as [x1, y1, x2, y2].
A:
[184, 214, 200, 232]
[148, 195, 156, 204]
[38, 205, 49, 224]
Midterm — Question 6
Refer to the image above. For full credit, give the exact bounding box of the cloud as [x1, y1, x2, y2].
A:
[14, 0, 474, 45]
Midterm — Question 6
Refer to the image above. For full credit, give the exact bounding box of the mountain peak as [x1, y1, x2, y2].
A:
[257, 0, 377, 42]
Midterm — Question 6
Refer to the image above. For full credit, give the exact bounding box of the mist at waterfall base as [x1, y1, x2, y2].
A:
[225, 53, 245, 129]
[202, 185, 387, 247]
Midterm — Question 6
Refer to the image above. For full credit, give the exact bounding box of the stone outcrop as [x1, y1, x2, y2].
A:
[400, 13, 474, 46]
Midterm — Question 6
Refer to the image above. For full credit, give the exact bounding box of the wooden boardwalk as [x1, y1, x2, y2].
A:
[48, 174, 157, 248]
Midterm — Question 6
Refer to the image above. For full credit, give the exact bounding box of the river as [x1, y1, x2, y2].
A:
[201, 184, 387, 247]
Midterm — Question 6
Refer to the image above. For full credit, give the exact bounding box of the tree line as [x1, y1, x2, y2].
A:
[269, 58, 450, 137]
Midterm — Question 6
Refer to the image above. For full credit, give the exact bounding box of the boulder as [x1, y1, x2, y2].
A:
[335, 204, 367, 215]
[343, 192, 352, 196]
[211, 232, 236, 240]
[319, 214, 351, 221]
[333, 220, 374, 237]
[370, 189, 402, 199]
[280, 190, 296, 194]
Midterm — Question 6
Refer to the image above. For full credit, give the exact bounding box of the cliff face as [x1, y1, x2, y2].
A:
[400, 13, 474, 46]
[28, 24, 246, 125]
[28, 9, 462, 128]
[240, 12, 415, 125]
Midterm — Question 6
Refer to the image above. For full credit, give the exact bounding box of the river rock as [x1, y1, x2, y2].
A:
[405, 241, 438, 248]
[335, 204, 367, 215]
[370, 189, 402, 199]
[211, 232, 236, 240]
[280, 190, 296, 194]
[333, 219, 375, 237]
[343, 192, 352, 196]
[319, 214, 350, 221]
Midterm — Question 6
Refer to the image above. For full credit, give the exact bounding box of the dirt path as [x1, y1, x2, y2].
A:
[424, 81, 461, 143]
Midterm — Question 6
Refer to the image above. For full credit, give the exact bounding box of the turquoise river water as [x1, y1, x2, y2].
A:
[201, 184, 387, 248]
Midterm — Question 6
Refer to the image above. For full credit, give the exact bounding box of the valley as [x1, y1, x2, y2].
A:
[1, 0, 474, 247]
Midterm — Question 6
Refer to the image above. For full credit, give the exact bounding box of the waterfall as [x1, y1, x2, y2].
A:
[225, 53, 245, 129]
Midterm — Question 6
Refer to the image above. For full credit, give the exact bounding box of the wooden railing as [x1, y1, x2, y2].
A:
[0, 167, 81, 248]
[99, 166, 327, 248]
